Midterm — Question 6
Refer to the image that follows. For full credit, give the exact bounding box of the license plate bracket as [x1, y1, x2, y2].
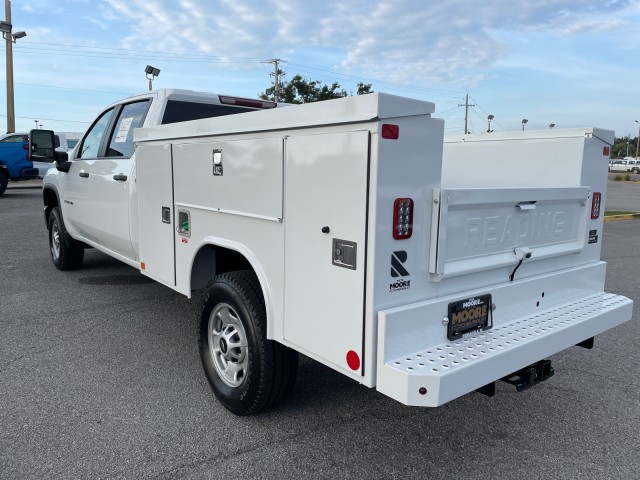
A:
[447, 294, 492, 341]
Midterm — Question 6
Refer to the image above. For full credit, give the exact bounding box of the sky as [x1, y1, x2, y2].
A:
[4, 0, 640, 138]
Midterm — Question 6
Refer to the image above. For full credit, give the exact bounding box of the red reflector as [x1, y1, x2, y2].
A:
[393, 198, 413, 239]
[591, 192, 601, 219]
[381, 124, 399, 139]
[603, 146, 610, 156]
[346, 350, 360, 371]
[218, 95, 277, 109]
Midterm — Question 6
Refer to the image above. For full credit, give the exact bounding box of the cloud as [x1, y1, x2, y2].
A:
[92, 0, 635, 85]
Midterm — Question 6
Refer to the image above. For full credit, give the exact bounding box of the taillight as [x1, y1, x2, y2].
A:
[393, 198, 413, 239]
[591, 192, 601, 219]
[381, 124, 399, 140]
[23, 143, 30, 162]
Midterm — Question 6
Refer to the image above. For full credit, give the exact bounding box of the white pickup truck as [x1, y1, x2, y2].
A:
[30, 89, 632, 415]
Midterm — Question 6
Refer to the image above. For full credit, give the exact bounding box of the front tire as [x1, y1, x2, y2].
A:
[48, 207, 84, 270]
[198, 271, 298, 415]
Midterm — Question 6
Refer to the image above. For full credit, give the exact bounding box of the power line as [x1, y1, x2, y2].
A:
[0, 80, 130, 96]
[0, 113, 90, 124]
[15, 47, 259, 64]
[18, 40, 263, 62]
[470, 95, 506, 131]
[16, 41, 466, 102]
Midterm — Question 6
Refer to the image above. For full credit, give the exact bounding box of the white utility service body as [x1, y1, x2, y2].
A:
[132, 93, 632, 407]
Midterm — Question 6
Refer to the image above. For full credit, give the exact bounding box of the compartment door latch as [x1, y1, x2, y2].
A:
[332, 239, 357, 270]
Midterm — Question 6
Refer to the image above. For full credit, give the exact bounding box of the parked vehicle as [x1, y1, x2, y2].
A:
[609, 158, 640, 173]
[0, 132, 70, 194]
[30, 89, 632, 415]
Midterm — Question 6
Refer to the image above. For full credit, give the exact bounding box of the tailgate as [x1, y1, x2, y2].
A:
[429, 187, 590, 279]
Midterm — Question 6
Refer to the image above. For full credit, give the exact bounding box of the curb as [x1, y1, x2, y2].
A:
[6, 185, 42, 190]
[604, 213, 640, 222]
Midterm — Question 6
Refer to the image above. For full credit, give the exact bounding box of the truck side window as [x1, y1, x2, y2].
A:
[78, 108, 115, 159]
[106, 100, 151, 158]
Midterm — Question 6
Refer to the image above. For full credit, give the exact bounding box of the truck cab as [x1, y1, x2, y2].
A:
[41, 89, 278, 265]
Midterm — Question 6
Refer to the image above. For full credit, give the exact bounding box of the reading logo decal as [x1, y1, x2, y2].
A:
[390, 251, 410, 292]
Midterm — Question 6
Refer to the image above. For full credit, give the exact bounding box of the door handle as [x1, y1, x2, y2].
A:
[113, 174, 128, 181]
[78, 172, 89, 178]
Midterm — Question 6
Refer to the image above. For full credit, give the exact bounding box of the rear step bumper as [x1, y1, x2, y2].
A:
[376, 293, 632, 407]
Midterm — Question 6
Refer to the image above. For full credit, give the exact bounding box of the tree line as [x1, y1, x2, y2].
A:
[259, 73, 372, 104]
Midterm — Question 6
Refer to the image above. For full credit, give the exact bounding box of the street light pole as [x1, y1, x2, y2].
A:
[5, 0, 14, 133]
[522, 118, 528, 131]
[486, 114, 494, 133]
[145, 65, 160, 91]
[636, 120, 640, 160]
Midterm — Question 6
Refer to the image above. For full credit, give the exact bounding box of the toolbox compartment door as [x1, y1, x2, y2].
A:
[283, 130, 369, 375]
[429, 187, 590, 279]
[137, 143, 176, 286]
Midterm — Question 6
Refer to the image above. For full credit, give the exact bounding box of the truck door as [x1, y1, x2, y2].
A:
[66, 99, 151, 261]
[283, 130, 369, 375]
[62, 107, 116, 241]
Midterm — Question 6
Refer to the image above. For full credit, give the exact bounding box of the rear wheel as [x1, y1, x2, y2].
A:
[198, 271, 298, 415]
[0, 172, 7, 196]
[48, 207, 84, 270]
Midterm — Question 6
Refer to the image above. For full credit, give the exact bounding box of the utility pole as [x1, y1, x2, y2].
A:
[5, 0, 14, 133]
[458, 93, 475, 134]
[263, 58, 284, 102]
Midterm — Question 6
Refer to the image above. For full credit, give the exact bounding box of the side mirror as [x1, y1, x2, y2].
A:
[29, 129, 68, 163]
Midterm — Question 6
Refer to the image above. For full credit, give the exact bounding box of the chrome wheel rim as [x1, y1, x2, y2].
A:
[51, 219, 61, 260]
[208, 303, 248, 388]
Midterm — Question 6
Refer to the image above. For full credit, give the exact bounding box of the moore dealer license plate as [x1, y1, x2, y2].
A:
[447, 294, 492, 341]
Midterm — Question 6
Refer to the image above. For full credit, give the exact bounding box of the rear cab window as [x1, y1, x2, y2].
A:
[161, 100, 255, 125]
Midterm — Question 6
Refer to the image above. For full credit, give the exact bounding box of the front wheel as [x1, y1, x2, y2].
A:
[48, 207, 84, 270]
[198, 271, 298, 415]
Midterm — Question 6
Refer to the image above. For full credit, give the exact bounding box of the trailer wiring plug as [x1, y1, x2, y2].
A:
[509, 247, 533, 282]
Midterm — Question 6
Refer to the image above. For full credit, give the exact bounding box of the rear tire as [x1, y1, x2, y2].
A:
[0, 172, 7, 196]
[198, 271, 298, 415]
[48, 207, 84, 270]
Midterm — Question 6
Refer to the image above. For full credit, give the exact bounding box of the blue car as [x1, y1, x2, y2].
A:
[0, 132, 39, 196]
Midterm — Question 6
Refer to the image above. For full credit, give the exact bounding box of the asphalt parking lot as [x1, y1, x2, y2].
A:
[1, 183, 639, 479]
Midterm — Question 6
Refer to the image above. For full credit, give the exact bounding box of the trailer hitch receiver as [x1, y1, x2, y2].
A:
[500, 360, 555, 392]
